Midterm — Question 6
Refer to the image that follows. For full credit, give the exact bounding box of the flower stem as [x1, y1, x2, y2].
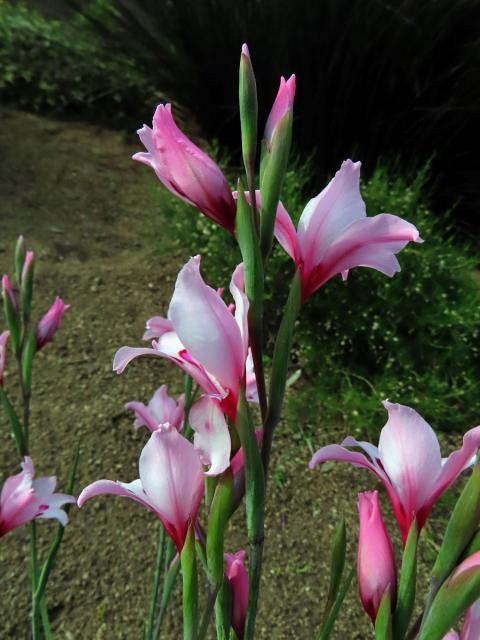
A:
[235, 388, 265, 640]
[181, 525, 198, 640]
[261, 270, 301, 476]
[146, 523, 166, 640]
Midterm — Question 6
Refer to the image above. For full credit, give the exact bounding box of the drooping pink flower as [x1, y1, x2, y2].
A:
[0, 457, 75, 537]
[310, 401, 480, 544]
[264, 75, 296, 146]
[225, 550, 249, 640]
[36, 297, 70, 351]
[126, 384, 185, 433]
[133, 104, 236, 232]
[0, 330, 9, 386]
[78, 426, 204, 552]
[357, 491, 396, 623]
[113, 257, 251, 420]
[273, 160, 422, 301]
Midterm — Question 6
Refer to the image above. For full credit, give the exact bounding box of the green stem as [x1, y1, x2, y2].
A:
[181, 525, 198, 640]
[31, 521, 40, 640]
[214, 577, 231, 640]
[197, 582, 220, 640]
[245, 539, 264, 640]
[235, 389, 265, 640]
[154, 546, 180, 640]
[32, 447, 79, 636]
[146, 524, 166, 640]
[261, 270, 301, 476]
[317, 566, 355, 640]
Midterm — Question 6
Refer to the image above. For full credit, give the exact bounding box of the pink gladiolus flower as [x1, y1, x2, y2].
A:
[0, 330, 9, 386]
[274, 160, 422, 301]
[264, 75, 296, 146]
[78, 426, 204, 552]
[113, 257, 251, 420]
[357, 491, 396, 622]
[2, 274, 17, 310]
[36, 297, 70, 351]
[310, 401, 480, 544]
[0, 457, 75, 537]
[225, 550, 249, 640]
[133, 104, 236, 232]
[126, 385, 185, 432]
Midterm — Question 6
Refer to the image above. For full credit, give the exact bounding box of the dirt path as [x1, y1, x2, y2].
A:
[0, 109, 373, 638]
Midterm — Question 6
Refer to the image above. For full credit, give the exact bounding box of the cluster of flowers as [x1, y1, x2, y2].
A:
[311, 401, 480, 635]
[2, 43, 479, 639]
[1, 243, 73, 538]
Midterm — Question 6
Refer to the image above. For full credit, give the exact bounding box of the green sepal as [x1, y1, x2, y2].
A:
[0, 387, 26, 456]
[235, 181, 264, 317]
[204, 474, 218, 513]
[215, 577, 232, 640]
[318, 566, 355, 640]
[259, 111, 293, 257]
[432, 463, 480, 585]
[21, 328, 36, 394]
[393, 520, 418, 640]
[375, 590, 393, 640]
[2, 286, 21, 356]
[20, 255, 35, 324]
[419, 566, 480, 640]
[323, 520, 347, 620]
[239, 44, 258, 179]
[463, 528, 480, 559]
[181, 524, 198, 640]
[235, 387, 265, 542]
[156, 543, 181, 635]
[235, 181, 266, 417]
[207, 468, 234, 586]
[15, 235, 26, 284]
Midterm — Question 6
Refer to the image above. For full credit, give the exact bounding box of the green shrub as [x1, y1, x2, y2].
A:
[148, 158, 480, 435]
[0, 2, 157, 123]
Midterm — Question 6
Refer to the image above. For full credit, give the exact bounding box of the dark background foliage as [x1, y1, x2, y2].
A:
[82, 0, 480, 237]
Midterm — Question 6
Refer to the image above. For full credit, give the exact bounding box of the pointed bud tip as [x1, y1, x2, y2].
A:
[241, 43, 250, 57]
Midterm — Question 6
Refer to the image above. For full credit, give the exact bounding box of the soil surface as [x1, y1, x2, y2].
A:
[0, 109, 457, 639]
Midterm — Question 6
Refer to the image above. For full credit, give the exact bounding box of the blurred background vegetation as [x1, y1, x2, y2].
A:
[1, 0, 479, 434]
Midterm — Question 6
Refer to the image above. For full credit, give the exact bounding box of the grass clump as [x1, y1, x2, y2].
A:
[149, 158, 480, 435]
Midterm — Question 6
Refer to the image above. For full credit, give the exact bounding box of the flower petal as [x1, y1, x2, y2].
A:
[140, 427, 204, 550]
[430, 425, 480, 507]
[305, 213, 421, 297]
[143, 316, 174, 340]
[113, 346, 161, 374]
[189, 396, 231, 476]
[378, 401, 441, 524]
[297, 160, 366, 274]
[78, 478, 154, 511]
[169, 256, 244, 393]
[462, 600, 480, 640]
[229, 264, 249, 364]
[274, 201, 300, 263]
